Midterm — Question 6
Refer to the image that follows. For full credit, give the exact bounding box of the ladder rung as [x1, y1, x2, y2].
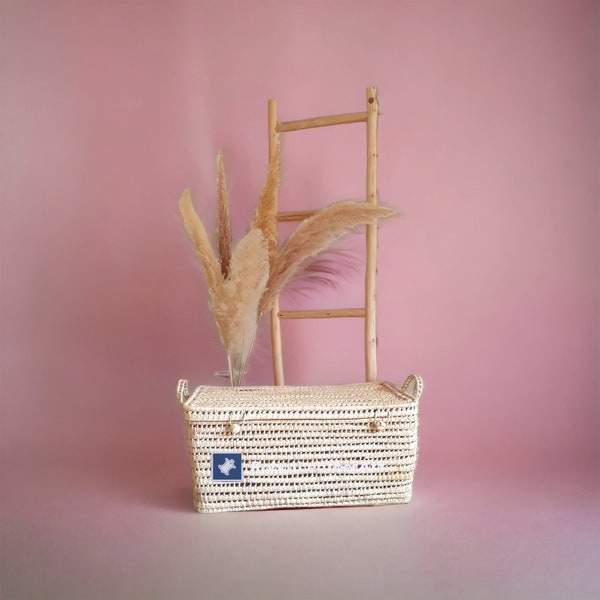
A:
[276, 111, 368, 132]
[276, 210, 318, 222]
[278, 308, 366, 319]
[277, 200, 370, 222]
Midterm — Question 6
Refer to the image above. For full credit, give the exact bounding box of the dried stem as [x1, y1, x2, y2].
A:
[216, 151, 232, 278]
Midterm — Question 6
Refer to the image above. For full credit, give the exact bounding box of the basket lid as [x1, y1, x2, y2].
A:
[178, 380, 420, 415]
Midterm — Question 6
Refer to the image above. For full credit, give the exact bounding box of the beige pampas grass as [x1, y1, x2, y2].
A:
[258, 201, 395, 315]
[179, 189, 223, 302]
[216, 151, 232, 278]
[180, 185, 270, 386]
[212, 229, 270, 384]
[251, 138, 281, 266]
[179, 146, 395, 386]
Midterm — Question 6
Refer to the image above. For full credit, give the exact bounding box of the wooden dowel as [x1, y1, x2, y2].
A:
[277, 111, 368, 132]
[365, 86, 379, 382]
[276, 209, 318, 222]
[268, 98, 285, 386]
[278, 308, 366, 320]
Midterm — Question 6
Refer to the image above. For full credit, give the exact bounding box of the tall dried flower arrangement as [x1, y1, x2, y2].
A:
[179, 140, 395, 385]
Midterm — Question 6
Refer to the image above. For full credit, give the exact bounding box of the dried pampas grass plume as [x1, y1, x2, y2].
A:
[212, 229, 270, 384]
[258, 201, 395, 315]
[251, 138, 281, 267]
[179, 189, 222, 301]
[178, 146, 395, 386]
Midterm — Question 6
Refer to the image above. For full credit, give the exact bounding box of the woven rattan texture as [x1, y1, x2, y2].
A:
[178, 379, 421, 513]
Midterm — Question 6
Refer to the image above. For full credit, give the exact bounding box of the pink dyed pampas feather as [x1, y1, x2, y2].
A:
[178, 145, 395, 385]
[282, 245, 363, 300]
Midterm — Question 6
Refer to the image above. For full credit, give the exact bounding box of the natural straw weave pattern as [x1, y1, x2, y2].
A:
[177, 376, 422, 513]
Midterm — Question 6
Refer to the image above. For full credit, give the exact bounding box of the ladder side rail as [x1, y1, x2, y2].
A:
[268, 99, 285, 386]
[365, 86, 379, 382]
[269, 87, 380, 385]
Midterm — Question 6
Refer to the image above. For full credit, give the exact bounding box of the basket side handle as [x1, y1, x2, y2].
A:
[401, 374, 423, 401]
[177, 379, 190, 405]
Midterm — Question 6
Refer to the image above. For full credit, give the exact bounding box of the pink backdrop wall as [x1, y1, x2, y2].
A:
[1, 2, 598, 598]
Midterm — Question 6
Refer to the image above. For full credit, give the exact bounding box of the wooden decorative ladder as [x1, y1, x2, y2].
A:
[268, 86, 382, 385]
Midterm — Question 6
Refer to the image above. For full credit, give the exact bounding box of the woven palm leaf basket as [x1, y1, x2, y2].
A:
[177, 376, 422, 513]
[176, 87, 422, 513]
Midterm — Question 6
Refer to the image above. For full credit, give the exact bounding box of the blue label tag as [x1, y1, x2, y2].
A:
[212, 453, 243, 482]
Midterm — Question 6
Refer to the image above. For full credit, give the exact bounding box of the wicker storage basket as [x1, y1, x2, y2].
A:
[177, 375, 422, 513]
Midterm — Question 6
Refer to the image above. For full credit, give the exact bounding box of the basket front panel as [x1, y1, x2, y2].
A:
[185, 405, 418, 513]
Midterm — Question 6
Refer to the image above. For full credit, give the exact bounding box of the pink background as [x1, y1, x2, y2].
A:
[1, 1, 598, 599]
